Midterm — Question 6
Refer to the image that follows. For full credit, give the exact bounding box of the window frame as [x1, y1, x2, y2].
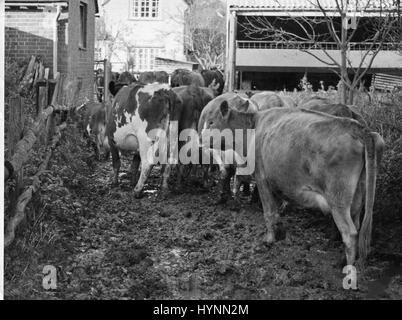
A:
[79, 2, 88, 50]
[132, 47, 164, 72]
[129, 0, 161, 20]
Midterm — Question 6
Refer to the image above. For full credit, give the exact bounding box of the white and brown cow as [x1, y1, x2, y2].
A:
[106, 83, 181, 198]
[202, 101, 383, 266]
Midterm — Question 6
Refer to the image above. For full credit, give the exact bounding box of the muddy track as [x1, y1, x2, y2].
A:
[4, 126, 402, 300]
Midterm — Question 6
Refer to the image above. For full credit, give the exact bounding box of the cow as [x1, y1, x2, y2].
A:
[251, 91, 293, 110]
[297, 95, 332, 108]
[168, 85, 216, 188]
[108, 81, 128, 97]
[171, 69, 205, 88]
[82, 102, 109, 160]
[202, 102, 382, 266]
[105, 83, 182, 198]
[279, 94, 297, 108]
[201, 69, 225, 95]
[138, 71, 169, 84]
[118, 71, 136, 84]
[299, 103, 385, 165]
[198, 92, 258, 202]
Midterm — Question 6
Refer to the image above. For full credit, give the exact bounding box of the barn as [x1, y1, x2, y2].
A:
[226, 0, 402, 91]
[5, 0, 99, 104]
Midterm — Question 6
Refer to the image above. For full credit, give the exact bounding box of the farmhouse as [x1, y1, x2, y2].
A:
[96, 0, 194, 73]
[5, 0, 99, 104]
[226, 0, 402, 91]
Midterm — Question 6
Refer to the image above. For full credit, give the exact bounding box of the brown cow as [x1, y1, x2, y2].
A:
[202, 102, 382, 267]
[138, 71, 169, 84]
[171, 69, 205, 88]
[198, 92, 257, 202]
[82, 102, 109, 160]
[251, 91, 294, 110]
[167, 85, 215, 189]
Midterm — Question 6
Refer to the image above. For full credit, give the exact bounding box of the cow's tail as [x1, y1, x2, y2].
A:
[358, 130, 377, 263]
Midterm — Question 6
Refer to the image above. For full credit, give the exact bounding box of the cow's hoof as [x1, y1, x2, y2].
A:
[274, 223, 287, 241]
[134, 190, 143, 199]
[264, 233, 276, 246]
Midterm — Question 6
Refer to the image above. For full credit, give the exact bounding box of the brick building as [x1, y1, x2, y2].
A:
[5, 0, 99, 104]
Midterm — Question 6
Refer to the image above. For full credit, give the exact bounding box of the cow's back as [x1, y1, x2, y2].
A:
[255, 108, 365, 197]
[301, 103, 367, 126]
[171, 69, 205, 87]
[251, 92, 286, 110]
[173, 85, 214, 131]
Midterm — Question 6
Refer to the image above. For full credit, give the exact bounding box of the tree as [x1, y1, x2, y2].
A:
[240, 0, 400, 104]
[95, 16, 124, 61]
[184, 0, 226, 69]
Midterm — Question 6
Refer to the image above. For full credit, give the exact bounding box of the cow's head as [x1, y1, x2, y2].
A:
[200, 97, 255, 135]
[208, 79, 221, 97]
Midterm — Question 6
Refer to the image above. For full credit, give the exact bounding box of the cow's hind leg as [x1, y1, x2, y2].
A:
[351, 172, 365, 233]
[134, 162, 153, 198]
[130, 152, 141, 186]
[255, 177, 280, 244]
[159, 164, 172, 198]
[109, 141, 120, 186]
[330, 206, 358, 266]
[217, 165, 235, 204]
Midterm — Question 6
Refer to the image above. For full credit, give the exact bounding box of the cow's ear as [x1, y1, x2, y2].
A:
[220, 100, 229, 118]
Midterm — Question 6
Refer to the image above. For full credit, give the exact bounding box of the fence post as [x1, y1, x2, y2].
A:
[7, 96, 25, 210]
[46, 72, 60, 145]
[104, 60, 112, 122]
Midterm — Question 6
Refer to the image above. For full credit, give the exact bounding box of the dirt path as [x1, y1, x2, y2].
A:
[4, 126, 402, 300]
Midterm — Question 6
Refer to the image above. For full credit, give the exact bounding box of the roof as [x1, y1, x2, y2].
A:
[5, 0, 99, 13]
[155, 57, 198, 65]
[228, 0, 396, 11]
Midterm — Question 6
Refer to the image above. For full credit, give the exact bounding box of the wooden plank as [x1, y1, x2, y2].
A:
[5, 106, 54, 182]
[7, 97, 26, 210]
[7, 97, 24, 158]
[4, 122, 67, 247]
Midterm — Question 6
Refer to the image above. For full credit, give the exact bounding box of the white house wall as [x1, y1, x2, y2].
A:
[99, 0, 188, 72]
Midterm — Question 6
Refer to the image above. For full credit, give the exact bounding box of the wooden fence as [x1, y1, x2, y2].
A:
[4, 71, 81, 248]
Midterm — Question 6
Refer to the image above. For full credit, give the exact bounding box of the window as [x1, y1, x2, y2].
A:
[132, 47, 164, 71]
[79, 2, 88, 49]
[130, 0, 160, 19]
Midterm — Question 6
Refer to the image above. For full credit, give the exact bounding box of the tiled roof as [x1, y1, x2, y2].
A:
[5, 0, 99, 13]
[228, 0, 396, 11]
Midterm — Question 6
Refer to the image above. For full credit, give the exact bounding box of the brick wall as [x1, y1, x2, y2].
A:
[67, 0, 96, 104]
[5, 9, 55, 71]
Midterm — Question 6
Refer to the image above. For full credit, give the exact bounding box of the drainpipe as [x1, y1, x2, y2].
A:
[53, 5, 62, 79]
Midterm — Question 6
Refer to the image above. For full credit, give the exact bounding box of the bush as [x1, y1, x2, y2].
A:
[356, 96, 402, 221]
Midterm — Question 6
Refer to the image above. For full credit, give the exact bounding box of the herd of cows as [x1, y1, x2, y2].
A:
[80, 68, 385, 270]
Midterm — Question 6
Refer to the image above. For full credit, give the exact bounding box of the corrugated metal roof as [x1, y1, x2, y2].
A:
[228, 0, 396, 11]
